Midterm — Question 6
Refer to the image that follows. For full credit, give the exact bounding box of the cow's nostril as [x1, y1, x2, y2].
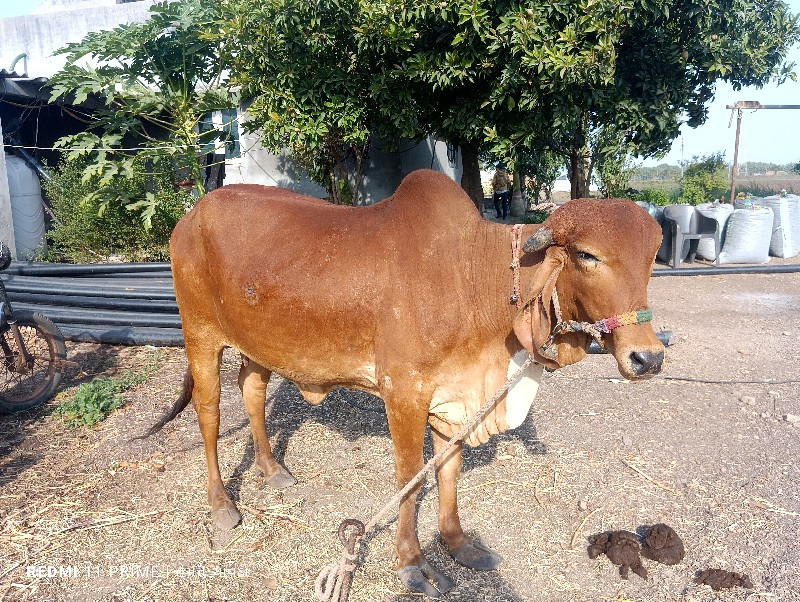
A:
[629, 350, 664, 375]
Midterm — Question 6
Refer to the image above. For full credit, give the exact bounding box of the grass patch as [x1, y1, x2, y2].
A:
[56, 351, 161, 428]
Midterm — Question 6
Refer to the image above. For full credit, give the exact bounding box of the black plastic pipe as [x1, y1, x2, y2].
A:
[1, 274, 174, 289]
[77, 272, 173, 279]
[7, 291, 178, 313]
[653, 264, 800, 276]
[2, 280, 176, 300]
[58, 325, 185, 347]
[6, 261, 171, 276]
[13, 303, 182, 328]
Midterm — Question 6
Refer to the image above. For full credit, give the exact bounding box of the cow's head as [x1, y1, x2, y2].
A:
[512, 198, 664, 380]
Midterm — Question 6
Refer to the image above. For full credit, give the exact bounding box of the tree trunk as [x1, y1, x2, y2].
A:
[459, 141, 484, 212]
[569, 152, 579, 200]
[510, 170, 525, 217]
[569, 151, 590, 199]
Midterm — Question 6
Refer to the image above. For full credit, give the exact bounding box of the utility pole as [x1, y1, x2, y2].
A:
[726, 101, 800, 204]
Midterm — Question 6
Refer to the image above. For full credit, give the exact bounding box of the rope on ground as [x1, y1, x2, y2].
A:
[658, 376, 800, 385]
[554, 374, 800, 385]
[314, 519, 363, 602]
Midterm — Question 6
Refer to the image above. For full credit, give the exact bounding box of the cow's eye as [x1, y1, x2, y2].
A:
[577, 250, 599, 263]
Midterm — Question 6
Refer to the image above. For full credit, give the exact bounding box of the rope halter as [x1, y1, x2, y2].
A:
[541, 287, 653, 360]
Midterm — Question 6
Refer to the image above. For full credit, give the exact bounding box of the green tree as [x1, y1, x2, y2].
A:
[632, 164, 682, 182]
[214, 0, 799, 208]
[485, 0, 799, 198]
[592, 128, 639, 198]
[679, 152, 729, 205]
[219, 0, 378, 204]
[48, 0, 237, 224]
[515, 147, 562, 205]
[353, 0, 800, 201]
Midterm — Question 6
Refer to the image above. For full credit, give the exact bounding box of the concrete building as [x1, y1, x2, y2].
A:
[0, 0, 462, 257]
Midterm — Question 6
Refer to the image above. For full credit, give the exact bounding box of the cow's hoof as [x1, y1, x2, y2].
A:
[451, 540, 503, 571]
[397, 561, 455, 599]
[210, 505, 241, 531]
[266, 466, 297, 489]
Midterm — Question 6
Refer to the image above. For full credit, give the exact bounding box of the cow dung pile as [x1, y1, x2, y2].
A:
[640, 523, 685, 565]
[588, 524, 753, 591]
[588, 524, 685, 580]
[587, 530, 648, 580]
[694, 568, 754, 591]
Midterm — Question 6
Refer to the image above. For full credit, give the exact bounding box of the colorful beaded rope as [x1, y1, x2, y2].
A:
[595, 309, 653, 333]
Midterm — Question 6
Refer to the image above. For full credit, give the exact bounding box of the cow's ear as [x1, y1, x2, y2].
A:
[513, 246, 566, 367]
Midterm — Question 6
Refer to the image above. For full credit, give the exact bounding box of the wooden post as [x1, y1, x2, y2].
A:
[725, 101, 800, 204]
[729, 108, 742, 205]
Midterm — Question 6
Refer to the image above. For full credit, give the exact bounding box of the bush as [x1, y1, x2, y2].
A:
[43, 156, 191, 262]
[678, 153, 729, 205]
[522, 210, 551, 224]
[630, 188, 672, 206]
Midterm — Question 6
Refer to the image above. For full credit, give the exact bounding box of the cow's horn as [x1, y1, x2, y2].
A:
[522, 228, 554, 253]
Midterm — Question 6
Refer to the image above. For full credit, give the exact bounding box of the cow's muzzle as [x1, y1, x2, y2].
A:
[628, 349, 664, 377]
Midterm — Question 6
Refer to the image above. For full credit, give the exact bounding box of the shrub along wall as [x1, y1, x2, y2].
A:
[42, 157, 191, 263]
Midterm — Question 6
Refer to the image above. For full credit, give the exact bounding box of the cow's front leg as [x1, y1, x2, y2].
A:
[432, 428, 503, 570]
[384, 395, 455, 599]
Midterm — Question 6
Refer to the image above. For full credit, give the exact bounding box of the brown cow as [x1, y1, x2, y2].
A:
[161, 169, 663, 597]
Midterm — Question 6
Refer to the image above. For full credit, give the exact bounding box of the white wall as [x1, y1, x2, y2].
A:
[223, 128, 329, 198]
[0, 1, 156, 79]
[225, 128, 463, 204]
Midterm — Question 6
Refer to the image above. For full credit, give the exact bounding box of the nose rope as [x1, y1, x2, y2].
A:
[542, 288, 652, 358]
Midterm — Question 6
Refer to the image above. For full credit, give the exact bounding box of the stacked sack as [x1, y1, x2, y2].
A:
[718, 197, 774, 264]
[761, 193, 800, 258]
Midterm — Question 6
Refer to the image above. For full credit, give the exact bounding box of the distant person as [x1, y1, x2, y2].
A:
[492, 164, 512, 219]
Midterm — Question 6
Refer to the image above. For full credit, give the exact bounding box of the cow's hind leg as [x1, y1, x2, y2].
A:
[238, 357, 296, 489]
[384, 391, 455, 599]
[188, 343, 241, 531]
[432, 428, 502, 571]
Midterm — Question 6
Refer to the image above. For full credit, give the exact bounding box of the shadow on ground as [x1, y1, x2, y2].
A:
[222, 377, 547, 482]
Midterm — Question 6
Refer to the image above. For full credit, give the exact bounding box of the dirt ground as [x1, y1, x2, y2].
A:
[1, 266, 799, 602]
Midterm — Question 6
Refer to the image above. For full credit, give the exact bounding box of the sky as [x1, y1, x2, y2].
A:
[643, 0, 800, 167]
[0, 0, 43, 17]
[2, 0, 799, 166]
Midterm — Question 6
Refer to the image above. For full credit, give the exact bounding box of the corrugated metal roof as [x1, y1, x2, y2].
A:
[0, 70, 27, 79]
[0, 75, 51, 101]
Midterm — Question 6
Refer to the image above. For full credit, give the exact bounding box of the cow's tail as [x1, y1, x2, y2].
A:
[135, 369, 194, 439]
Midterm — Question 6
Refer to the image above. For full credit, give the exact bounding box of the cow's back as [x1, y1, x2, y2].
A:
[170, 172, 485, 388]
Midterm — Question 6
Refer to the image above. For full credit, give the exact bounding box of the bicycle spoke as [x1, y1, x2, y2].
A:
[0, 324, 56, 404]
